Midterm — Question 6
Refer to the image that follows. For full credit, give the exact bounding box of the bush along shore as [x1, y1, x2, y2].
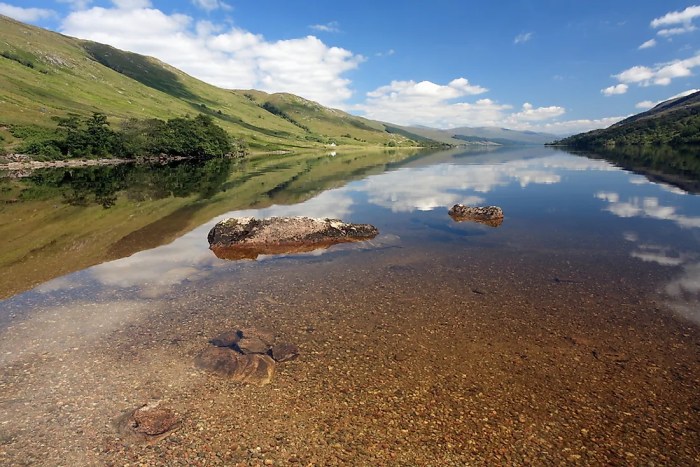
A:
[1, 112, 247, 170]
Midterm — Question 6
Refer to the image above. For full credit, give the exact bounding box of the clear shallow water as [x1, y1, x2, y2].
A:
[1, 146, 699, 465]
[3, 146, 698, 323]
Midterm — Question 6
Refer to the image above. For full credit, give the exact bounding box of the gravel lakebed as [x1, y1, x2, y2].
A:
[0, 245, 698, 465]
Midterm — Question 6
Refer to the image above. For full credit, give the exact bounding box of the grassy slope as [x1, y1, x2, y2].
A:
[0, 15, 417, 152]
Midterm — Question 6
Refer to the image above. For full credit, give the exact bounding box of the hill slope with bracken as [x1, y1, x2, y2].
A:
[553, 91, 700, 148]
[0, 15, 420, 153]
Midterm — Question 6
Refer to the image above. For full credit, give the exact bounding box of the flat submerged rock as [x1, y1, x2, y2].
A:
[208, 216, 379, 260]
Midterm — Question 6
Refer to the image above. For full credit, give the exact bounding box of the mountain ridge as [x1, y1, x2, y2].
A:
[384, 124, 557, 146]
[0, 14, 419, 153]
[553, 90, 700, 148]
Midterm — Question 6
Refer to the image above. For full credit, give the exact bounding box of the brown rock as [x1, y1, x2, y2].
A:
[271, 342, 300, 362]
[132, 404, 179, 436]
[113, 402, 179, 444]
[208, 216, 379, 260]
[210, 330, 241, 347]
[195, 347, 276, 385]
[236, 336, 270, 354]
[195, 347, 241, 376]
[239, 327, 275, 347]
[448, 205, 504, 227]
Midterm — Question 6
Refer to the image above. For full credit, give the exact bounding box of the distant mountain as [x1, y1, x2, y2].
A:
[0, 15, 419, 153]
[553, 90, 700, 148]
[384, 124, 557, 146]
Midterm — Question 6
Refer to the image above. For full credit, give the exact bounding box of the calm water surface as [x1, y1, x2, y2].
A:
[3, 146, 698, 321]
[1, 146, 699, 465]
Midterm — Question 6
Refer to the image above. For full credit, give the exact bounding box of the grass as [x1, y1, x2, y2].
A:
[0, 15, 422, 152]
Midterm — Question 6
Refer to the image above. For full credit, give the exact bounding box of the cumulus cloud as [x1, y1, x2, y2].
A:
[514, 32, 533, 44]
[506, 102, 565, 122]
[356, 78, 502, 127]
[638, 38, 656, 49]
[613, 52, 700, 87]
[359, 77, 572, 129]
[0, 2, 56, 22]
[60, 4, 362, 107]
[635, 88, 699, 109]
[601, 83, 628, 96]
[310, 21, 340, 33]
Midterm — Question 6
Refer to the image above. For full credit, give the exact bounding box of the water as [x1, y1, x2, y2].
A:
[0, 146, 699, 465]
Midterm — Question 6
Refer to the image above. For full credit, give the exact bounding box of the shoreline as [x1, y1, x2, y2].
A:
[0, 153, 246, 172]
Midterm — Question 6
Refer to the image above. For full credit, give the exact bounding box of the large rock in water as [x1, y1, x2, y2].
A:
[207, 216, 379, 260]
[448, 204, 504, 227]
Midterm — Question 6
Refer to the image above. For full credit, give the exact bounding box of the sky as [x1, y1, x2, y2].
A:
[1, 0, 699, 134]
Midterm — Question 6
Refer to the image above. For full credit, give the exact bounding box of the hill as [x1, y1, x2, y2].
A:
[553, 91, 700, 148]
[384, 124, 556, 146]
[0, 15, 419, 154]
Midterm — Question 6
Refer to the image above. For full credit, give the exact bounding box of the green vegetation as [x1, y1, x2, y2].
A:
[554, 91, 700, 149]
[580, 145, 700, 194]
[12, 112, 240, 160]
[0, 15, 425, 154]
[18, 157, 234, 208]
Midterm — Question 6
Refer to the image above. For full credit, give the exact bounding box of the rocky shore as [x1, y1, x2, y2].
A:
[0, 153, 131, 172]
[0, 244, 698, 466]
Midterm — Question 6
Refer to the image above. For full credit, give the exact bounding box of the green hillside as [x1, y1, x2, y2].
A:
[0, 15, 419, 154]
[553, 91, 700, 148]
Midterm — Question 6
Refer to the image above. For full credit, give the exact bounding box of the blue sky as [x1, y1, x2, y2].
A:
[1, 0, 699, 134]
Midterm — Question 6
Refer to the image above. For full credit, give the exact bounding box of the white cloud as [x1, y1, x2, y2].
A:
[635, 100, 655, 110]
[357, 78, 502, 128]
[514, 32, 533, 44]
[357, 77, 578, 131]
[112, 0, 152, 9]
[191, 0, 232, 12]
[533, 116, 624, 135]
[613, 52, 700, 87]
[657, 25, 697, 36]
[649, 5, 700, 41]
[651, 5, 700, 28]
[60, 5, 362, 108]
[635, 88, 699, 109]
[638, 38, 656, 49]
[310, 21, 340, 33]
[507, 102, 565, 122]
[601, 83, 628, 96]
[0, 2, 56, 22]
[615, 65, 655, 84]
